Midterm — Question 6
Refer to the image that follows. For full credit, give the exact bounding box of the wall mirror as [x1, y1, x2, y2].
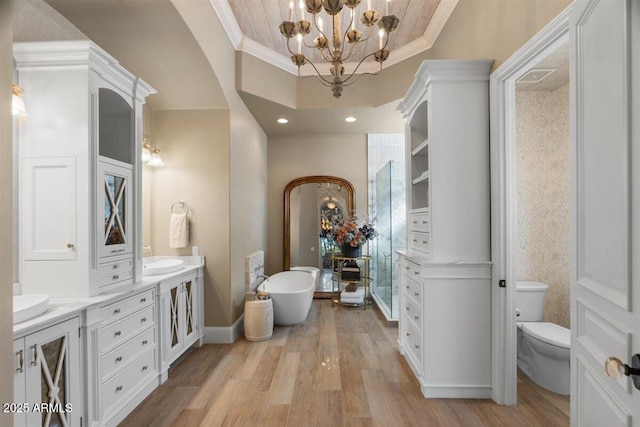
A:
[284, 176, 355, 293]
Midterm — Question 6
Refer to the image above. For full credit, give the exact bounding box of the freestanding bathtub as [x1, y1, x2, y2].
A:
[257, 271, 314, 325]
[290, 266, 320, 290]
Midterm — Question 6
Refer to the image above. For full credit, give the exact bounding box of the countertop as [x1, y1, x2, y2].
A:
[13, 256, 204, 338]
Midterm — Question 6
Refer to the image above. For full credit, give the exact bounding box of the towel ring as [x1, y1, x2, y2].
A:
[171, 201, 190, 215]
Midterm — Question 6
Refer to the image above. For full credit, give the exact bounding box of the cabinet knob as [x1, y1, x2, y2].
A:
[141, 298, 147, 303]
[112, 264, 120, 270]
[405, 285, 409, 290]
[66, 243, 74, 248]
[142, 340, 148, 345]
[112, 275, 119, 280]
[142, 365, 148, 372]
[115, 356, 123, 363]
[114, 308, 121, 314]
[414, 316, 419, 321]
[140, 317, 147, 323]
[406, 332, 410, 337]
[114, 331, 122, 337]
[116, 386, 123, 392]
[414, 271, 419, 276]
[414, 344, 420, 350]
[414, 292, 419, 297]
[405, 307, 409, 311]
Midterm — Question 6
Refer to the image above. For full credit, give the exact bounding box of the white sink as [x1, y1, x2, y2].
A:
[14, 294, 50, 324]
[143, 259, 184, 276]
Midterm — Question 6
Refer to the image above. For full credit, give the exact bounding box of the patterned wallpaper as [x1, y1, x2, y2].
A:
[516, 83, 570, 328]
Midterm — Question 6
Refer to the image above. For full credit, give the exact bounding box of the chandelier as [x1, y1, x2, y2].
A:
[279, 0, 400, 98]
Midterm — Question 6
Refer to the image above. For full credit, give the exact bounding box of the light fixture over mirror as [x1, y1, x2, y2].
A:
[142, 136, 163, 167]
[12, 83, 28, 118]
[279, 0, 400, 98]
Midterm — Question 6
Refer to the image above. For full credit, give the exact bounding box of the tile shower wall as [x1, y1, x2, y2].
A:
[516, 83, 570, 328]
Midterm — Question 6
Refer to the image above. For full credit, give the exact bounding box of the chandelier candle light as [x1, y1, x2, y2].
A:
[280, 0, 399, 98]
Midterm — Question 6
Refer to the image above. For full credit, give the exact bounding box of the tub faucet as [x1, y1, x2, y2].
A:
[256, 274, 269, 282]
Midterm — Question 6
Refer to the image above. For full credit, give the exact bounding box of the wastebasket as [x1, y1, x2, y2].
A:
[244, 297, 273, 341]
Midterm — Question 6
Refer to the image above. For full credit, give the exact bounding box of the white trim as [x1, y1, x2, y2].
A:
[209, 0, 243, 49]
[420, 384, 493, 399]
[212, 0, 459, 77]
[204, 313, 244, 344]
[489, 4, 572, 406]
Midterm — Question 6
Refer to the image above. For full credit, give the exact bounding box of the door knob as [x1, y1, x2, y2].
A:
[604, 354, 640, 390]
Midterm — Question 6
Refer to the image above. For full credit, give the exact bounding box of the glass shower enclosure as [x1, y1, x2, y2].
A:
[372, 160, 405, 320]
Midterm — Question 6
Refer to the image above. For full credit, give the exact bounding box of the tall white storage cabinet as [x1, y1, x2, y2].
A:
[397, 60, 494, 398]
[14, 41, 155, 297]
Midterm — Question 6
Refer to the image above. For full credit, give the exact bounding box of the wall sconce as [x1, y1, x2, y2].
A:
[142, 136, 163, 167]
[12, 83, 28, 118]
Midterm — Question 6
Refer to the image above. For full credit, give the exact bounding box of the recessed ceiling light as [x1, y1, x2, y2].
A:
[345, 116, 357, 123]
[277, 118, 289, 124]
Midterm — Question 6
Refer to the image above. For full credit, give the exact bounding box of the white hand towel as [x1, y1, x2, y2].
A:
[169, 213, 189, 248]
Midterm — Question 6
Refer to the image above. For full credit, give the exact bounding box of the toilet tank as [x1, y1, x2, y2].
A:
[516, 281, 549, 322]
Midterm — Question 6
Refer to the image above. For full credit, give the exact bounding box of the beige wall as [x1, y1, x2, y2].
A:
[172, 0, 268, 327]
[267, 134, 368, 275]
[1, 0, 13, 423]
[428, 0, 571, 69]
[516, 84, 570, 328]
[149, 109, 231, 327]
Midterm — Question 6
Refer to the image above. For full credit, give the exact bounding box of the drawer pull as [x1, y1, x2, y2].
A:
[422, 220, 428, 224]
[413, 239, 417, 243]
[415, 344, 420, 350]
[141, 317, 147, 323]
[31, 345, 38, 366]
[141, 298, 147, 303]
[414, 271, 419, 276]
[422, 240, 428, 244]
[414, 316, 419, 321]
[405, 307, 409, 311]
[414, 292, 419, 297]
[412, 220, 417, 224]
[16, 350, 24, 373]
[405, 285, 409, 290]
[114, 308, 121, 314]
[112, 264, 120, 270]
[142, 340, 148, 345]
[115, 356, 123, 363]
[112, 274, 119, 281]
[111, 249, 125, 254]
[114, 331, 122, 337]
[142, 365, 148, 372]
[116, 386, 123, 392]
[405, 266, 410, 270]
[406, 332, 410, 337]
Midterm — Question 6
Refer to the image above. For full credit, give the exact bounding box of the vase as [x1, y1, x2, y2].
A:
[341, 244, 362, 258]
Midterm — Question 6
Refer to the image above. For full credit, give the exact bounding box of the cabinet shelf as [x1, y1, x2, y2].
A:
[411, 139, 430, 157]
[412, 172, 430, 185]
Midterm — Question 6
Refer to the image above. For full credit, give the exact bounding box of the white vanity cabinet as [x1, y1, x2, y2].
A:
[396, 60, 494, 399]
[13, 317, 82, 427]
[159, 271, 202, 381]
[85, 288, 160, 427]
[14, 41, 155, 298]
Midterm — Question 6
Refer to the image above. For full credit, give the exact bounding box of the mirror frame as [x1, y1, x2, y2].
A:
[283, 175, 356, 270]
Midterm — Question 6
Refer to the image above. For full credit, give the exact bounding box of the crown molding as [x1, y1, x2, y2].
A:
[209, 0, 243, 49]
[212, 0, 459, 77]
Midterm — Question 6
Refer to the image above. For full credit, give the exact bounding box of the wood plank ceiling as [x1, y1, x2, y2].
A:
[228, 0, 441, 64]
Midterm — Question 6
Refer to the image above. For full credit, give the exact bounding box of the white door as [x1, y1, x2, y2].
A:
[570, 0, 640, 425]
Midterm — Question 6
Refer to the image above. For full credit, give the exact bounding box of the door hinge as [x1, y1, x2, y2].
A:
[499, 280, 506, 288]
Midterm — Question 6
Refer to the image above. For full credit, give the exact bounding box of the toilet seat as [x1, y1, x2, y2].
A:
[522, 322, 570, 349]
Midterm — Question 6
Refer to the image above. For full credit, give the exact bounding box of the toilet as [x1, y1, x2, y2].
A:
[516, 281, 570, 395]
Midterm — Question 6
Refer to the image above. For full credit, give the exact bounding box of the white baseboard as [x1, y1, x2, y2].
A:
[204, 313, 244, 344]
[420, 383, 493, 399]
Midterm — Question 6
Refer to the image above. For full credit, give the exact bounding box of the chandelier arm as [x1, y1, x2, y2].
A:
[342, 65, 382, 87]
[300, 59, 334, 86]
[341, 52, 381, 85]
[311, 13, 336, 59]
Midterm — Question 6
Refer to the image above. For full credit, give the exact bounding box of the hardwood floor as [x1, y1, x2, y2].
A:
[119, 300, 570, 427]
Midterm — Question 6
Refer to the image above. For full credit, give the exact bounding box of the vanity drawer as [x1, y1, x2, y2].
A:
[100, 289, 155, 324]
[403, 316, 422, 371]
[102, 348, 157, 416]
[98, 259, 133, 276]
[101, 305, 156, 353]
[409, 231, 431, 254]
[403, 276, 422, 308]
[98, 268, 133, 289]
[101, 327, 156, 381]
[409, 212, 431, 232]
[404, 297, 422, 328]
[402, 258, 421, 281]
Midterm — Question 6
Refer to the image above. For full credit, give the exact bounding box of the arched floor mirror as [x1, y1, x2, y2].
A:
[284, 176, 355, 297]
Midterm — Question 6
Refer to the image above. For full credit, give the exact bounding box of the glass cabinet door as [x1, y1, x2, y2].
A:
[98, 160, 133, 259]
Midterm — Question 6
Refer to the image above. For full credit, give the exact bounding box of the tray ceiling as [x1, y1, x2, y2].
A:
[215, 0, 457, 75]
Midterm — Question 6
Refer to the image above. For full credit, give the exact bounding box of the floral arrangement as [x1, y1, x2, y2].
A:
[320, 213, 377, 248]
